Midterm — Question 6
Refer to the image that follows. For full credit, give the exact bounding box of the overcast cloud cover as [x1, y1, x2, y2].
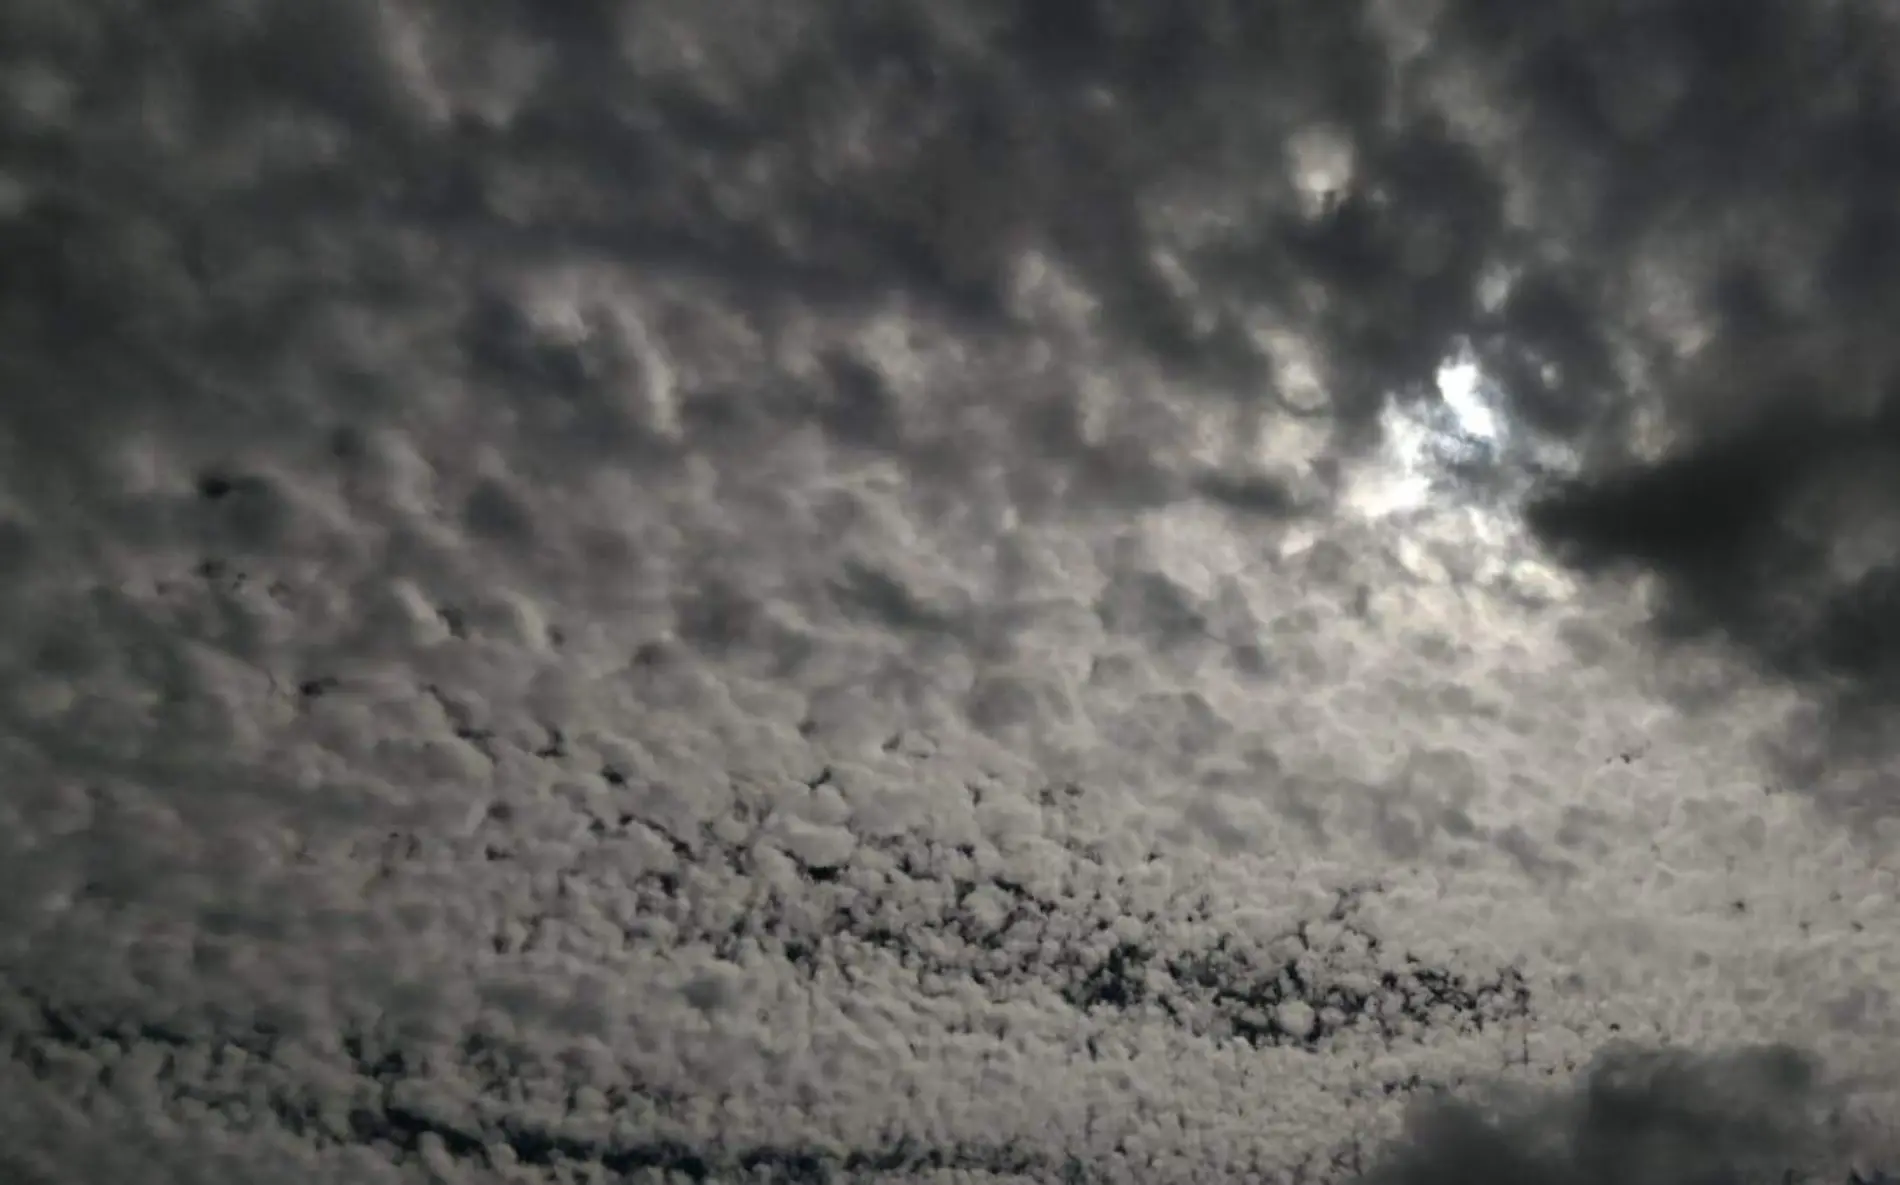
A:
[8, 0, 1900, 1181]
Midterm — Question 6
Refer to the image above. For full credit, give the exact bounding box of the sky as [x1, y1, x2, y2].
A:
[5, 0, 1900, 1182]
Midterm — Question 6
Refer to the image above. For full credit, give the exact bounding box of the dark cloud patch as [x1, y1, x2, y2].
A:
[1356, 1042, 1872, 1185]
[830, 560, 964, 636]
[1526, 403, 1900, 649]
[1196, 471, 1300, 518]
[1522, 366, 1900, 808]
[810, 349, 904, 449]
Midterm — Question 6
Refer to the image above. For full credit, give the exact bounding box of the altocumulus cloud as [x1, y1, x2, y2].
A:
[4, 0, 1900, 1182]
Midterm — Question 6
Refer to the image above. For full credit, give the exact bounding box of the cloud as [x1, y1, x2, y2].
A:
[1398, 0, 1900, 814]
[1359, 1042, 1879, 1185]
[5, 0, 1900, 1181]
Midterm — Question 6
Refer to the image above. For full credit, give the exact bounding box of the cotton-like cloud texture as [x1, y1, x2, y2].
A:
[5, 0, 1900, 1182]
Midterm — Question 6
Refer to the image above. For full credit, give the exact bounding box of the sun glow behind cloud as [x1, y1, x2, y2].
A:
[1437, 348, 1501, 444]
[1344, 343, 1508, 520]
[1327, 342, 1580, 604]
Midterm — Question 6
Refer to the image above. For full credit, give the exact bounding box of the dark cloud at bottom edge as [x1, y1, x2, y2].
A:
[1360, 1041, 1885, 1185]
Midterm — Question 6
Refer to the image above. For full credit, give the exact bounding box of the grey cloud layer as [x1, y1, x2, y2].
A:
[5, 0, 1900, 1181]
